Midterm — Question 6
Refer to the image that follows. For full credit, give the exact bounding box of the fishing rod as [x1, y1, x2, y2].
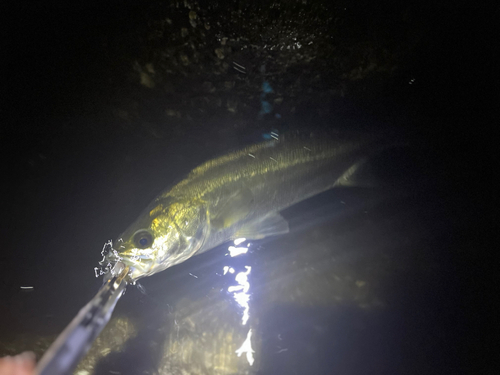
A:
[35, 262, 131, 375]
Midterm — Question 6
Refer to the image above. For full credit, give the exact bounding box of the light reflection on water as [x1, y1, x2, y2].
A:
[225, 238, 254, 365]
[235, 329, 255, 366]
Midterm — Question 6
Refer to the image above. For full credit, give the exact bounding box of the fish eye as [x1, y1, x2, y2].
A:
[133, 230, 153, 249]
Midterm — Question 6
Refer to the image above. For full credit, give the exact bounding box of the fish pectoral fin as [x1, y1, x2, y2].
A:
[210, 187, 254, 230]
[235, 212, 289, 240]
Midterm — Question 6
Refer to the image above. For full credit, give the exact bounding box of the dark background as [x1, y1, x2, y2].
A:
[0, 1, 494, 374]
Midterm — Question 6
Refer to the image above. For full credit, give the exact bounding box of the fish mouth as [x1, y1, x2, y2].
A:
[120, 258, 153, 280]
[100, 256, 152, 282]
[101, 260, 128, 281]
[116, 250, 155, 281]
[98, 242, 154, 281]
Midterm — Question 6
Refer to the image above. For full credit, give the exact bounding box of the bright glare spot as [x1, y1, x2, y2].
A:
[227, 266, 252, 325]
[228, 246, 248, 257]
[235, 269, 250, 288]
[235, 329, 255, 366]
[234, 290, 250, 305]
[234, 237, 246, 245]
[235, 292, 250, 325]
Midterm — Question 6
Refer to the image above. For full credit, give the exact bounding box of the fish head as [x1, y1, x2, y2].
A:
[106, 197, 210, 281]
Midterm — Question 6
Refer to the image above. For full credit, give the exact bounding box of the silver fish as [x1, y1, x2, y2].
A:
[104, 134, 387, 281]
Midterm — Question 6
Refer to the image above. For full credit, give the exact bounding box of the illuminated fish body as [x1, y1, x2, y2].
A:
[105, 135, 387, 281]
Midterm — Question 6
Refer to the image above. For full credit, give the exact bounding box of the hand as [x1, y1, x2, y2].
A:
[0, 353, 35, 375]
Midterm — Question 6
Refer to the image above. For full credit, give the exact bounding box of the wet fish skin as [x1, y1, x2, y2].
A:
[107, 135, 385, 280]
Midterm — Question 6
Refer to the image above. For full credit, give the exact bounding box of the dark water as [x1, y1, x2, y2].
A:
[1, 2, 492, 374]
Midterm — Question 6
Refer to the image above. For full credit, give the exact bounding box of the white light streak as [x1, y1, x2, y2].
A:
[233, 61, 246, 74]
[20, 286, 34, 289]
[233, 61, 245, 69]
[235, 329, 255, 366]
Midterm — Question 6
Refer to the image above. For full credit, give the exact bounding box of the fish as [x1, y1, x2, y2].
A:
[103, 134, 391, 281]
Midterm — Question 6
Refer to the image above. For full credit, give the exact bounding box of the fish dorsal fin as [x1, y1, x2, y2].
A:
[333, 158, 373, 187]
[210, 187, 254, 229]
[235, 212, 289, 240]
